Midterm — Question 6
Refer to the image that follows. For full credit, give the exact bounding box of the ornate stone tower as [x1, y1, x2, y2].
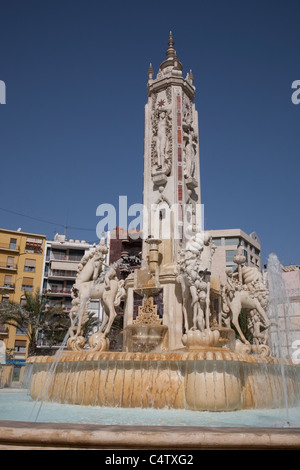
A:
[142, 32, 201, 265]
[123, 33, 203, 351]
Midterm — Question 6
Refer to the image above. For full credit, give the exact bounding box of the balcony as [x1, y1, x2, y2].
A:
[46, 253, 83, 262]
[47, 270, 77, 280]
[25, 238, 43, 254]
[45, 303, 72, 312]
[0, 283, 15, 291]
[43, 288, 73, 296]
[0, 262, 17, 272]
[0, 242, 19, 253]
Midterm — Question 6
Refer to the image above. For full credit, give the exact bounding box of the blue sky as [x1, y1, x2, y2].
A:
[0, 0, 299, 267]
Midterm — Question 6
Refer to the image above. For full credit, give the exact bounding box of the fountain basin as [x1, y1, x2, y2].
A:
[27, 350, 300, 412]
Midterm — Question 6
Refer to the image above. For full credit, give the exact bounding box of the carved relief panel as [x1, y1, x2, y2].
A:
[150, 90, 173, 182]
[182, 95, 198, 183]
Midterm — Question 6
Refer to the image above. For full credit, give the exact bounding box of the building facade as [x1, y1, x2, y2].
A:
[209, 228, 262, 285]
[0, 228, 46, 364]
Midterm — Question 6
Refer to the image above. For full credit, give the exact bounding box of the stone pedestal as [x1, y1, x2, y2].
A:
[123, 263, 184, 351]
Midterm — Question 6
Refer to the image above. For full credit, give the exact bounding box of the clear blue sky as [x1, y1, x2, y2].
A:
[0, 0, 299, 267]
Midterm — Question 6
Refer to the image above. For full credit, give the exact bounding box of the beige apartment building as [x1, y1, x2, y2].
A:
[209, 228, 261, 285]
[0, 228, 46, 364]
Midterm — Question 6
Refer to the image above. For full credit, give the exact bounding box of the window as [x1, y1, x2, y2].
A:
[159, 209, 166, 220]
[213, 238, 222, 246]
[16, 326, 27, 334]
[22, 277, 33, 291]
[9, 238, 17, 250]
[14, 340, 27, 353]
[224, 237, 240, 246]
[226, 249, 248, 264]
[51, 249, 67, 260]
[4, 275, 13, 287]
[6, 256, 15, 268]
[68, 249, 84, 262]
[225, 250, 236, 263]
[24, 258, 36, 272]
[63, 301, 72, 310]
[89, 300, 100, 310]
[48, 282, 63, 292]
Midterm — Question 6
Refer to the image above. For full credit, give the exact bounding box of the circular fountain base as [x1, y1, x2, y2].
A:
[27, 349, 300, 412]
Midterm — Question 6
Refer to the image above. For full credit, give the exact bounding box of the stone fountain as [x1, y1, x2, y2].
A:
[27, 33, 300, 414]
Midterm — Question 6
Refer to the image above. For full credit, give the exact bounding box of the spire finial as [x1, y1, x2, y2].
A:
[166, 31, 176, 59]
[148, 63, 154, 79]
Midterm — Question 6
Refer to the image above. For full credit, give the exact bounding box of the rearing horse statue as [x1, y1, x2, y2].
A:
[221, 267, 270, 345]
[67, 240, 126, 351]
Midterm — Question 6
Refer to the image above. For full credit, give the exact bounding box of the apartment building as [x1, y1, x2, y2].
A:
[0, 228, 46, 363]
[209, 228, 262, 285]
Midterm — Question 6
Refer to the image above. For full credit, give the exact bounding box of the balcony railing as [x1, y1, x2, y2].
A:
[45, 304, 72, 311]
[46, 254, 83, 262]
[48, 270, 77, 279]
[43, 288, 73, 295]
[0, 262, 17, 271]
[0, 283, 15, 291]
[0, 242, 19, 252]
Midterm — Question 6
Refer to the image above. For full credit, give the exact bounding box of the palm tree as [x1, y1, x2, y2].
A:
[0, 289, 66, 356]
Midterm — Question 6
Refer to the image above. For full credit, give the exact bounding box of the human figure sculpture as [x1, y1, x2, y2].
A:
[190, 270, 208, 331]
[221, 265, 270, 348]
[182, 112, 198, 179]
[249, 311, 269, 346]
[156, 111, 167, 169]
[177, 229, 215, 341]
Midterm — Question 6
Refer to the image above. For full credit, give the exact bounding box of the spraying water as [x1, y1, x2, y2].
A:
[28, 256, 125, 422]
[28, 276, 102, 422]
[267, 253, 290, 426]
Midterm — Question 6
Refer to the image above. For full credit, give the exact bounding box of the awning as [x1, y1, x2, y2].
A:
[51, 260, 78, 271]
[26, 238, 43, 245]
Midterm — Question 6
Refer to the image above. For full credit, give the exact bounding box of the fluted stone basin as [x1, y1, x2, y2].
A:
[27, 350, 300, 412]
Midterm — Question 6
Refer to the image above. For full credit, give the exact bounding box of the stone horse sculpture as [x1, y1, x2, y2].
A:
[221, 266, 270, 347]
[67, 240, 126, 352]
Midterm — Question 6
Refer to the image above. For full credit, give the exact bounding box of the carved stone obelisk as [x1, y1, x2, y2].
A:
[142, 32, 201, 265]
[124, 33, 203, 351]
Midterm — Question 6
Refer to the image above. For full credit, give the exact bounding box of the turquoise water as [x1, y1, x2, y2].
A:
[0, 389, 300, 427]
